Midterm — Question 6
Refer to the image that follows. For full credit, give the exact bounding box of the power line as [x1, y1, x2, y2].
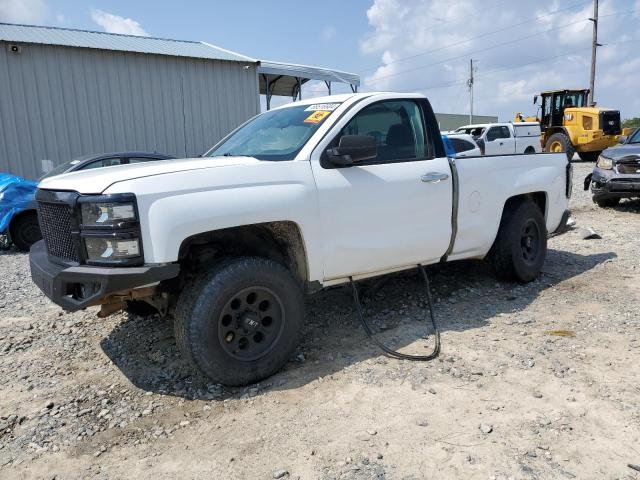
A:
[365, 9, 637, 85]
[367, 17, 589, 83]
[357, 1, 591, 74]
[393, 38, 640, 94]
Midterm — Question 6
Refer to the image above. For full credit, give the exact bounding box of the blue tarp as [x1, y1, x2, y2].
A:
[0, 173, 38, 234]
[441, 135, 455, 157]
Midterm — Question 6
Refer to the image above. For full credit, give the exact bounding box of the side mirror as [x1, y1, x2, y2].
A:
[326, 135, 377, 167]
[618, 135, 628, 144]
[533, 95, 538, 105]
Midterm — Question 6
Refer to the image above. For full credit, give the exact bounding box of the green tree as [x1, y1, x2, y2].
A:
[622, 117, 640, 129]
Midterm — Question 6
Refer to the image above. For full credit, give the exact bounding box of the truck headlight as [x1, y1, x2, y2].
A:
[84, 237, 141, 261]
[81, 202, 137, 226]
[596, 155, 613, 170]
[78, 194, 143, 266]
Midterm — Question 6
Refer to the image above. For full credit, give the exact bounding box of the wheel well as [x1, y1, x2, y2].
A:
[524, 146, 535, 154]
[9, 209, 38, 236]
[178, 221, 309, 287]
[503, 192, 547, 219]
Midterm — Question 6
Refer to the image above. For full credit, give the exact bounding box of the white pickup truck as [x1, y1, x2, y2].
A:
[30, 92, 571, 385]
[454, 122, 542, 156]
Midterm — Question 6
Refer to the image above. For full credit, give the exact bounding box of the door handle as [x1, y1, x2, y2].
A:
[420, 172, 449, 183]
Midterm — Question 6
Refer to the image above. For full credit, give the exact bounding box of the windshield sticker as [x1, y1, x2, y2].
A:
[304, 110, 332, 124]
[304, 103, 340, 112]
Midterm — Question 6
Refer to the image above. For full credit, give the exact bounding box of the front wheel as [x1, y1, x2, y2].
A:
[491, 201, 548, 283]
[173, 257, 304, 386]
[595, 197, 620, 208]
[545, 132, 575, 162]
[578, 151, 601, 162]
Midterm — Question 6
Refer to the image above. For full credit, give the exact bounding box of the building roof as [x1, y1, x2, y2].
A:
[0, 22, 360, 96]
[0, 22, 255, 62]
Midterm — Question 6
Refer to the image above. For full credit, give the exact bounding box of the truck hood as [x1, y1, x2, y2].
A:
[601, 144, 640, 161]
[37, 156, 263, 194]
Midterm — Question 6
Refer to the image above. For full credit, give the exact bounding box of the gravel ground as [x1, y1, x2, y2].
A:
[1, 162, 639, 480]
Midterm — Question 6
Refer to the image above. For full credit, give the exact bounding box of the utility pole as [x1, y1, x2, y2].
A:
[467, 59, 474, 124]
[588, 0, 600, 106]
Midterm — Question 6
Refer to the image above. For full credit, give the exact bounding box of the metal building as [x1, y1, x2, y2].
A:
[435, 113, 499, 132]
[0, 23, 360, 179]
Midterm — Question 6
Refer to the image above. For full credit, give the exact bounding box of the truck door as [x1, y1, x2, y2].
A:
[484, 126, 514, 155]
[310, 98, 452, 281]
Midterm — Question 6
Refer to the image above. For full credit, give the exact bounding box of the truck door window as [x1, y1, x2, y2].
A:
[450, 138, 475, 153]
[486, 127, 510, 141]
[336, 100, 426, 163]
[543, 96, 552, 117]
[553, 94, 563, 114]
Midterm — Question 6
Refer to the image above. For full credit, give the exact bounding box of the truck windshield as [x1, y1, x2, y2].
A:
[206, 103, 341, 161]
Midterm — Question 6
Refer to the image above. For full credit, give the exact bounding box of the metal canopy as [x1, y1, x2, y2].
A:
[258, 60, 360, 109]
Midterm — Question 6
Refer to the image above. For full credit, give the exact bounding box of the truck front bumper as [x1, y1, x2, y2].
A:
[590, 167, 640, 200]
[29, 240, 179, 312]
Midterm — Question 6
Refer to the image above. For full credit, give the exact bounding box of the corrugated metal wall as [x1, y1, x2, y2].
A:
[435, 113, 499, 132]
[0, 42, 259, 179]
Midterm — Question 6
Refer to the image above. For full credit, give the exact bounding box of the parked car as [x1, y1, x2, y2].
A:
[584, 127, 640, 207]
[0, 152, 174, 250]
[442, 133, 482, 158]
[454, 122, 541, 155]
[30, 92, 571, 386]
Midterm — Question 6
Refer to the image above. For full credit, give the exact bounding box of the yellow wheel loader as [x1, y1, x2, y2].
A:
[515, 89, 621, 161]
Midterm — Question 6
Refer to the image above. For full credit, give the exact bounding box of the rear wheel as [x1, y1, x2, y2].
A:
[173, 257, 304, 386]
[595, 197, 620, 208]
[545, 132, 575, 162]
[524, 146, 536, 154]
[578, 150, 601, 162]
[491, 201, 547, 283]
[10, 212, 42, 251]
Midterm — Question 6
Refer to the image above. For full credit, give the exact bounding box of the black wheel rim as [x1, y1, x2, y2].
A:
[217, 286, 285, 361]
[521, 219, 541, 265]
[20, 222, 41, 246]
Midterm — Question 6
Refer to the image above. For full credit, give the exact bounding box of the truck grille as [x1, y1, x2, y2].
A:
[617, 159, 640, 174]
[599, 110, 621, 135]
[37, 201, 79, 262]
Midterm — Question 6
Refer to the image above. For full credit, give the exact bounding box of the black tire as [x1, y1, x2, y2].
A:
[10, 212, 42, 251]
[491, 201, 548, 283]
[595, 197, 620, 208]
[578, 150, 601, 162]
[545, 132, 575, 162]
[125, 300, 158, 317]
[524, 146, 536, 154]
[173, 257, 304, 386]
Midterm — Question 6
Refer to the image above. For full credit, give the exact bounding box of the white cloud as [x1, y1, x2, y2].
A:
[358, 0, 640, 120]
[0, 0, 46, 23]
[55, 13, 64, 23]
[90, 9, 148, 36]
[321, 25, 337, 41]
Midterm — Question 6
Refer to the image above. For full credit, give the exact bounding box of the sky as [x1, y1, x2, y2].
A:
[1, 0, 639, 120]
